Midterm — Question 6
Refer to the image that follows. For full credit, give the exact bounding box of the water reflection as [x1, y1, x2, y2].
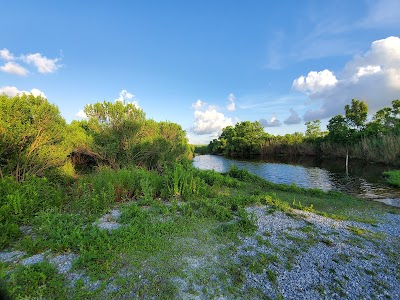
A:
[192, 155, 400, 208]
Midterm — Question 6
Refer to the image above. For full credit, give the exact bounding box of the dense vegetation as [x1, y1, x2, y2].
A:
[383, 170, 400, 187]
[208, 99, 400, 165]
[0, 94, 193, 248]
[0, 94, 193, 183]
[1, 94, 399, 298]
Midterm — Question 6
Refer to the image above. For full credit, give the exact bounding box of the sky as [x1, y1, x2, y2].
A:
[1, 0, 400, 144]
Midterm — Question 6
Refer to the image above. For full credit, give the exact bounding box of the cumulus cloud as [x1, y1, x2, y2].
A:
[0, 48, 14, 61]
[191, 100, 232, 135]
[0, 62, 29, 76]
[292, 69, 338, 95]
[22, 53, 62, 73]
[293, 36, 400, 121]
[284, 108, 302, 125]
[259, 116, 281, 127]
[192, 99, 204, 110]
[76, 109, 88, 119]
[115, 89, 139, 107]
[226, 93, 236, 111]
[0, 86, 46, 98]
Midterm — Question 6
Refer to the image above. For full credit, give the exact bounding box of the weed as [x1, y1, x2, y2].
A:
[4, 262, 67, 299]
[383, 170, 400, 187]
[364, 268, 376, 276]
[266, 269, 277, 284]
[320, 238, 335, 247]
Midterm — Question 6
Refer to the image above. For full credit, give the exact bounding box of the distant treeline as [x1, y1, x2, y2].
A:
[208, 99, 400, 166]
[0, 94, 193, 182]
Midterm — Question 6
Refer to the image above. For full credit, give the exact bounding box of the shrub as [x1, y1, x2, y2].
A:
[0, 176, 64, 249]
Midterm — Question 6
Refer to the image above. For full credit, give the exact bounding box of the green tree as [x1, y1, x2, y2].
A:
[369, 100, 400, 135]
[305, 120, 323, 140]
[327, 115, 352, 143]
[84, 101, 146, 167]
[209, 121, 266, 157]
[344, 99, 368, 131]
[84, 100, 192, 169]
[0, 94, 68, 181]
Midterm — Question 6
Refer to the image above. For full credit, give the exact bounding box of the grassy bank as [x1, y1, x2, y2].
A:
[1, 164, 399, 299]
[383, 170, 400, 187]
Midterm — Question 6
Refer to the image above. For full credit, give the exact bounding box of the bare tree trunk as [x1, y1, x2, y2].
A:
[346, 148, 349, 175]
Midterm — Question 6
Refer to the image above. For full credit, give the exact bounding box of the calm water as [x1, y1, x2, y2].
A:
[193, 155, 400, 208]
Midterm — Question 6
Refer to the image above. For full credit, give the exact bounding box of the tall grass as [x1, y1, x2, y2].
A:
[164, 163, 207, 198]
[261, 134, 400, 166]
[0, 176, 64, 249]
[353, 134, 400, 165]
[260, 140, 319, 156]
[383, 170, 400, 187]
[321, 134, 400, 165]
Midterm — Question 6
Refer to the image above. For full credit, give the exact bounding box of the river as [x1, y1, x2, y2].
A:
[192, 154, 400, 208]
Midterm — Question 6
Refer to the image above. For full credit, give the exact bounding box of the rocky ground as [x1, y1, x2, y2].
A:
[1, 204, 399, 299]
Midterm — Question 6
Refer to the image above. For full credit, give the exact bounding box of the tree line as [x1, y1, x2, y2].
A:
[0, 94, 193, 182]
[208, 99, 400, 165]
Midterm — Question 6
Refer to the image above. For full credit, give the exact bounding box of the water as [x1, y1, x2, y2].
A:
[193, 155, 400, 208]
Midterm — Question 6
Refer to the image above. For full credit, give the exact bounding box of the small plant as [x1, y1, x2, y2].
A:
[383, 170, 400, 187]
[266, 269, 277, 284]
[4, 262, 67, 299]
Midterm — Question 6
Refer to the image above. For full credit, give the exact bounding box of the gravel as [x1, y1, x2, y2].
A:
[49, 253, 78, 274]
[0, 251, 26, 263]
[234, 206, 400, 299]
[1, 205, 399, 299]
[94, 208, 122, 231]
[20, 252, 47, 266]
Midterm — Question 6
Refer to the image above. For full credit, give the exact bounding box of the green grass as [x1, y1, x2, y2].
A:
[3, 262, 67, 299]
[1, 162, 399, 298]
[383, 170, 400, 187]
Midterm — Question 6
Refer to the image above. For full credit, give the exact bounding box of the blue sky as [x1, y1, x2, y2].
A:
[1, 0, 400, 144]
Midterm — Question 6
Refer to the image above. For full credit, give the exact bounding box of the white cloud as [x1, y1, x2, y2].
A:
[0, 62, 29, 76]
[0, 86, 46, 98]
[259, 116, 281, 127]
[0, 48, 14, 61]
[115, 89, 139, 107]
[292, 69, 338, 95]
[192, 99, 204, 110]
[22, 53, 61, 73]
[293, 36, 400, 121]
[227, 93, 236, 111]
[76, 109, 88, 119]
[284, 108, 302, 125]
[191, 100, 232, 135]
[355, 65, 382, 78]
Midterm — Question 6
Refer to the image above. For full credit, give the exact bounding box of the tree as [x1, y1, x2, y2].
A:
[369, 100, 400, 135]
[305, 120, 323, 140]
[84, 100, 145, 126]
[0, 94, 68, 181]
[84, 101, 146, 167]
[344, 99, 368, 131]
[84, 100, 192, 169]
[208, 121, 267, 157]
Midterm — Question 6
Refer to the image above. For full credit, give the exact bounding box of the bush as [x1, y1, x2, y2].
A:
[383, 170, 400, 187]
[0, 176, 64, 249]
[4, 262, 67, 299]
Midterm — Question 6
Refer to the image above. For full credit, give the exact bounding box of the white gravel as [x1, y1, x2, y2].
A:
[0, 251, 26, 263]
[20, 253, 46, 266]
[234, 206, 400, 299]
[1, 205, 399, 299]
[94, 208, 122, 231]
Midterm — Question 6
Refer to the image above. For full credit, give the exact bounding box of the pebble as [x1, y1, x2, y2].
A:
[0, 251, 26, 263]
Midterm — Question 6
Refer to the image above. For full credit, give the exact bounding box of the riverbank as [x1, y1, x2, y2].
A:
[1, 166, 399, 299]
[384, 170, 400, 187]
